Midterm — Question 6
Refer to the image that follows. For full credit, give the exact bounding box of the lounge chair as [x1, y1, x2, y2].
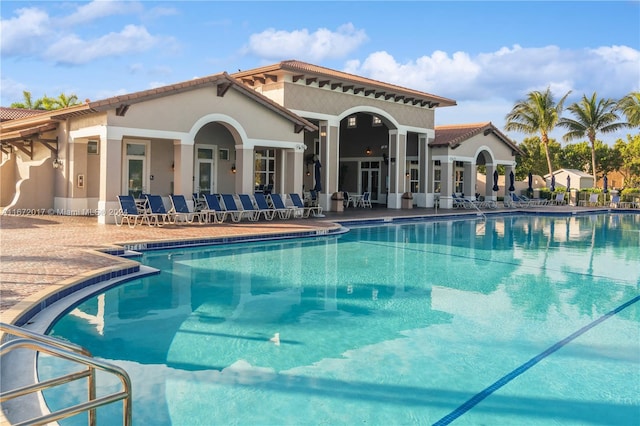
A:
[251, 193, 277, 220]
[289, 193, 322, 218]
[361, 192, 372, 208]
[221, 194, 258, 222]
[519, 194, 547, 206]
[608, 195, 621, 208]
[578, 193, 600, 207]
[452, 194, 478, 209]
[169, 194, 205, 224]
[549, 192, 566, 205]
[268, 193, 294, 219]
[145, 194, 173, 225]
[237, 194, 264, 221]
[202, 194, 229, 223]
[114, 195, 158, 227]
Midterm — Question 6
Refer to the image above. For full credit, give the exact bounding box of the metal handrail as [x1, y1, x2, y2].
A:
[0, 323, 132, 426]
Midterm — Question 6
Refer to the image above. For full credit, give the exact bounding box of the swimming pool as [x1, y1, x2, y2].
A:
[39, 213, 639, 425]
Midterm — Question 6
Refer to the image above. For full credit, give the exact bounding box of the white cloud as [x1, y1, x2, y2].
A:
[246, 23, 367, 62]
[63, 0, 143, 26]
[345, 44, 640, 103]
[45, 25, 161, 65]
[0, 78, 27, 106]
[0, 7, 51, 56]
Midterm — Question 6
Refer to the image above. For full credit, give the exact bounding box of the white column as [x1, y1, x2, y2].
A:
[173, 138, 194, 198]
[417, 133, 430, 207]
[235, 145, 254, 194]
[387, 130, 407, 209]
[318, 119, 339, 211]
[98, 133, 122, 224]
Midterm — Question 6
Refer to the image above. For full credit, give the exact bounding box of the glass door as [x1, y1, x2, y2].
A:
[124, 142, 147, 198]
[195, 147, 216, 195]
[360, 161, 380, 203]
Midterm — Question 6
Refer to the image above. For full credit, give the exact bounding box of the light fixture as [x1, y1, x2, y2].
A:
[365, 147, 372, 156]
[52, 158, 63, 169]
[306, 164, 311, 176]
[406, 172, 410, 178]
[231, 164, 236, 173]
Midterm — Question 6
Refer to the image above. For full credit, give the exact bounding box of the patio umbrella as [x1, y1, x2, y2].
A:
[492, 170, 499, 192]
[527, 172, 533, 192]
[566, 175, 571, 190]
[550, 175, 555, 192]
[508, 171, 515, 192]
[603, 175, 608, 193]
[314, 159, 322, 192]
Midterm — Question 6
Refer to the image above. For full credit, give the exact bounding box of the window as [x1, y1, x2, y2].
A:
[87, 140, 98, 154]
[219, 148, 229, 161]
[254, 149, 276, 189]
[372, 115, 382, 126]
[347, 116, 357, 128]
[433, 165, 441, 193]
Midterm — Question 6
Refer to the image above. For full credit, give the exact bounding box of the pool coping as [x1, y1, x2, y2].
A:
[0, 208, 636, 425]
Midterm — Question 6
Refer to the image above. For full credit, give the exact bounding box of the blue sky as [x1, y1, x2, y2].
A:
[1, 1, 639, 145]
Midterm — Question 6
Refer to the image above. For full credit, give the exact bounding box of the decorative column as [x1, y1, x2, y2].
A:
[98, 134, 122, 224]
[463, 162, 475, 199]
[318, 120, 339, 211]
[439, 159, 454, 209]
[485, 164, 498, 202]
[173, 138, 194, 201]
[284, 145, 305, 194]
[235, 145, 254, 194]
[387, 130, 407, 209]
[417, 133, 430, 207]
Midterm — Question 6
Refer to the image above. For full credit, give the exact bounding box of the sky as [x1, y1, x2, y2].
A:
[1, 1, 639, 146]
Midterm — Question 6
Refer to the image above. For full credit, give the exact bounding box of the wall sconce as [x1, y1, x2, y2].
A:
[365, 147, 372, 156]
[171, 162, 175, 171]
[231, 164, 236, 174]
[306, 164, 311, 176]
[52, 158, 63, 169]
[406, 172, 410, 178]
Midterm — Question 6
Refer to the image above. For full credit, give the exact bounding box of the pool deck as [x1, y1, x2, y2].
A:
[0, 204, 613, 321]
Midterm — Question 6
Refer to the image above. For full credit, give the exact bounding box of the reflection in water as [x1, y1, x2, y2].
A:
[43, 213, 639, 426]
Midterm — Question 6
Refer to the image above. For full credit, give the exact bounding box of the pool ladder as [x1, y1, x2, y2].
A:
[0, 322, 132, 426]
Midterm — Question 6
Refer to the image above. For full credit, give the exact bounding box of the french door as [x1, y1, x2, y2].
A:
[360, 161, 380, 203]
[124, 141, 148, 198]
[195, 147, 216, 195]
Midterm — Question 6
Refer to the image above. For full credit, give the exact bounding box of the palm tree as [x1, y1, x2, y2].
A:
[10, 90, 45, 110]
[505, 87, 570, 177]
[51, 93, 80, 109]
[617, 91, 640, 127]
[558, 92, 625, 183]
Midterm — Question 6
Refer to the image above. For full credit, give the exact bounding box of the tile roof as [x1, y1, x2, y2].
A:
[232, 60, 456, 108]
[432, 122, 522, 154]
[0, 107, 48, 122]
[1, 72, 317, 140]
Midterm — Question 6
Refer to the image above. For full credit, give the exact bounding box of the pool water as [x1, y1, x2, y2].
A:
[40, 214, 640, 425]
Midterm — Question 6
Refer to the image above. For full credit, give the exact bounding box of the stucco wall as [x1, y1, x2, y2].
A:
[272, 82, 435, 129]
[0, 156, 16, 206]
[105, 87, 303, 143]
[450, 133, 515, 162]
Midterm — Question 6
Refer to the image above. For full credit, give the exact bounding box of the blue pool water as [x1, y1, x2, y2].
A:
[40, 213, 639, 425]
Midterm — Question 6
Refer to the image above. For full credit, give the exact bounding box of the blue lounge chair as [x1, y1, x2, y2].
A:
[221, 194, 257, 222]
[202, 194, 228, 223]
[115, 195, 158, 227]
[268, 193, 294, 219]
[237, 194, 262, 221]
[169, 194, 205, 224]
[252, 193, 279, 220]
[289, 193, 322, 218]
[145, 194, 173, 225]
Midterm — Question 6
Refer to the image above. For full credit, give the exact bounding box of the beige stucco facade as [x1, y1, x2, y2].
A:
[1, 60, 522, 219]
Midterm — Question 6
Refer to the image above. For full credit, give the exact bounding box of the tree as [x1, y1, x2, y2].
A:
[516, 136, 562, 179]
[559, 141, 591, 171]
[51, 93, 80, 109]
[614, 135, 640, 187]
[558, 92, 625, 183]
[505, 87, 570, 177]
[10, 90, 45, 110]
[617, 92, 640, 127]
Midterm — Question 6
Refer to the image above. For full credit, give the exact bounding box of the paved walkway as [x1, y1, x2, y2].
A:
[0, 204, 599, 319]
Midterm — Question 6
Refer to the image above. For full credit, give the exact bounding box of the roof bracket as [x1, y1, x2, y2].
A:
[39, 137, 59, 156]
[115, 104, 130, 116]
[294, 123, 305, 134]
[1, 144, 11, 156]
[15, 140, 33, 159]
[217, 83, 232, 97]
